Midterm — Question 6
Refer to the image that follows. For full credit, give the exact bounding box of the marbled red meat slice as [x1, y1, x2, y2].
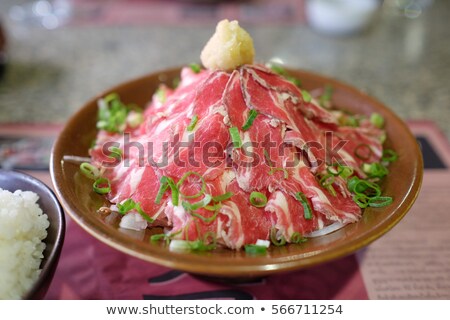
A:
[220, 179, 272, 249]
[293, 166, 361, 223]
[232, 116, 285, 192]
[265, 190, 320, 241]
[248, 65, 338, 125]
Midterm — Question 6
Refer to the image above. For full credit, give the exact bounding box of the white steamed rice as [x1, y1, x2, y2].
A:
[0, 188, 49, 299]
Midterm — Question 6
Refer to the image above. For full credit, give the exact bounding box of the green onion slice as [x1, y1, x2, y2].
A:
[80, 162, 100, 180]
[354, 143, 373, 160]
[370, 113, 385, 129]
[249, 191, 268, 208]
[117, 198, 137, 215]
[182, 194, 212, 212]
[301, 90, 312, 103]
[150, 233, 168, 242]
[155, 176, 179, 205]
[229, 127, 242, 148]
[340, 166, 354, 179]
[155, 177, 169, 204]
[382, 149, 398, 162]
[326, 163, 344, 176]
[264, 149, 275, 167]
[270, 228, 287, 246]
[245, 244, 267, 255]
[135, 203, 155, 223]
[187, 115, 199, 132]
[93, 177, 111, 194]
[368, 196, 393, 208]
[353, 194, 369, 208]
[362, 162, 389, 178]
[291, 232, 307, 244]
[177, 171, 206, 199]
[190, 209, 219, 224]
[269, 167, 289, 179]
[295, 192, 313, 220]
[212, 192, 234, 203]
[347, 177, 381, 198]
[242, 110, 258, 131]
[108, 146, 123, 160]
[155, 87, 166, 103]
[97, 93, 129, 133]
[189, 63, 201, 73]
[319, 84, 333, 108]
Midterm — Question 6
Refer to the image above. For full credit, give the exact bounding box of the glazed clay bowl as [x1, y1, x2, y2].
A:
[50, 67, 422, 278]
[0, 169, 65, 299]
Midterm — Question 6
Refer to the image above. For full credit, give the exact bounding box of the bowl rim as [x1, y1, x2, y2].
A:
[0, 169, 66, 299]
[50, 66, 423, 277]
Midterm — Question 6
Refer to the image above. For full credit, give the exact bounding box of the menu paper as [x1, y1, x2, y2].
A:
[357, 123, 450, 299]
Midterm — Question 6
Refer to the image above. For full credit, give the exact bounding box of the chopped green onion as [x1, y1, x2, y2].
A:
[319, 84, 333, 108]
[264, 149, 275, 167]
[189, 63, 201, 73]
[382, 149, 398, 162]
[301, 90, 312, 103]
[229, 127, 242, 148]
[212, 192, 234, 202]
[117, 198, 137, 214]
[370, 113, 385, 129]
[249, 191, 268, 208]
[108, 146, 122, 160]
[97, 94, 129, 133]
[368, 196, 393, 208]
[319, 173, 337, 197]
[291, 232, 307, 244]
[353, 194, 369, 208]
[155, 87, 166, 103]
[326, 163, 344, 176]
[155, 176, 179, 205]
[270, 228, 287, 246]
[93, 177, 111, 194]
[340, 166, 354, 179]
[204, 203, 222, 211]
[362, 162, 389, 178]
[354, 143, 373, 160]
[80, 162, 100, 180]
[190, 209, 219, 224]
[268, 63, 286, 75]
[177, 171, 206, 199]
[244, 244, 267, 255]
[172, 77, 180, 89]
[320, 173, 335, 186]
[269, 167, 289, 179]
[347, 177, 381, 198]
[182, 194, 212, 212]
[135, 203, 155, 223]
[155, 177, 169, 204]
[150, 233, 168, 242]
[242, 110, 258, 131]
[187, 115, 199, 132]
[116, 199, 154, 222]
[165, 177, 179, 206]
[295, 192, 313, 220]
[287, 76, 302, 87]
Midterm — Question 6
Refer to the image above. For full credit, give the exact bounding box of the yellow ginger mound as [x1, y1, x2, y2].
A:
[200, 19, 255, 72]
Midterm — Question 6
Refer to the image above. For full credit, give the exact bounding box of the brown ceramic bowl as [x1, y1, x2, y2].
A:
[0, 169, 65, 299]
[50, 67, 422, 278]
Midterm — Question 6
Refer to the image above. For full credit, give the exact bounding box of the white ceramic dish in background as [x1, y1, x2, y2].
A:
[306, 0, 381, 36]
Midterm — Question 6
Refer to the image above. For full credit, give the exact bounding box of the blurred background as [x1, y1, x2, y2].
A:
[0, 0, 448, 139]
